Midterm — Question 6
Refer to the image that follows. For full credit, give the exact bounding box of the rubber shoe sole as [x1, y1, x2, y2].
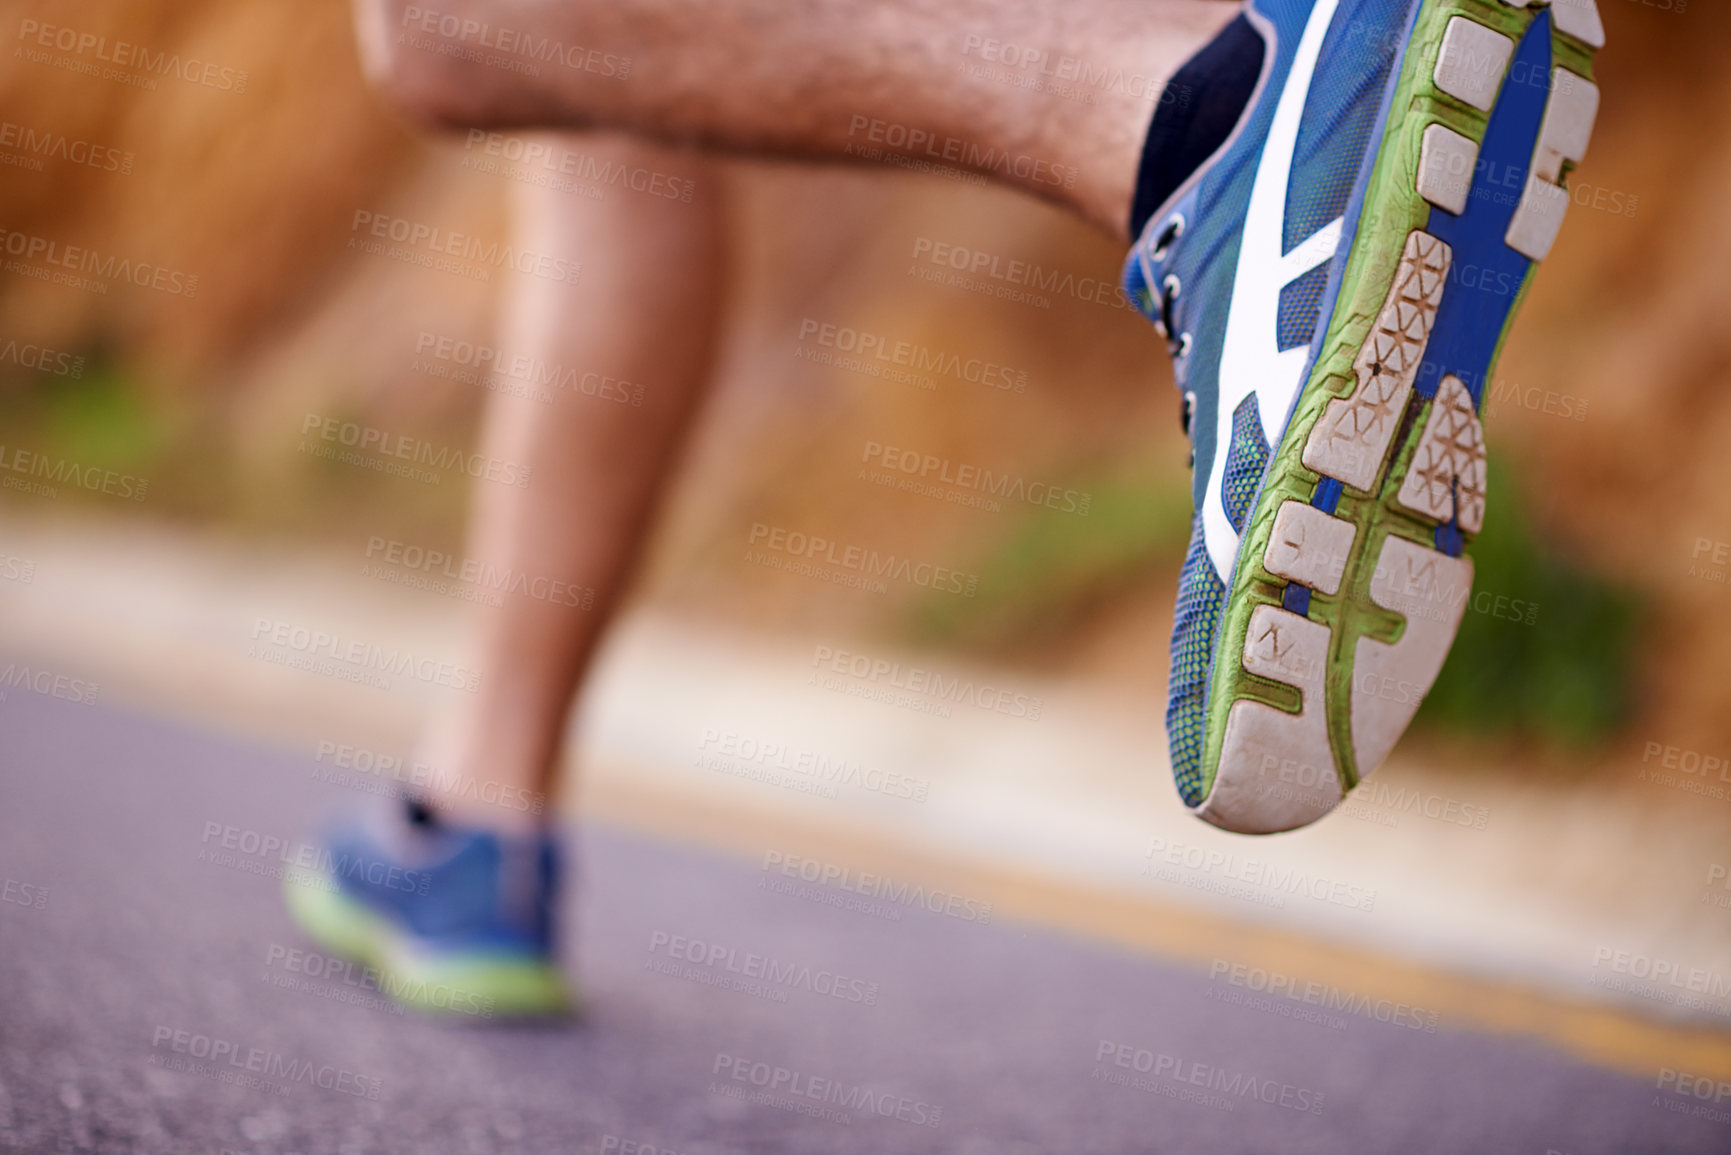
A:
[1196, 0, 1600, 834]
[283, 870, 574, 1019]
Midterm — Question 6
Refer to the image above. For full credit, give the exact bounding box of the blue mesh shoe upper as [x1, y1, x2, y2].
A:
[311, 797, 561, 959]
[1276, 263, 1330, 351]
[1221, 397, 1271, 534]
[1167, 511, 1228, 807]
[1283, 12, 1405, 254]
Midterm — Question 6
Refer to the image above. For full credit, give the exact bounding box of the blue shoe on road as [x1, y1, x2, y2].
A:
[283, 796, 572, 1017]
[1125, 0, 1603, 832]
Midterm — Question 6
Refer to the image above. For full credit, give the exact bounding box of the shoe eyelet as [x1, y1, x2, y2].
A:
[1151, 213, 1186, 262]
[1158, 275, 1183, 343]
[1177, 332, 1193, 358]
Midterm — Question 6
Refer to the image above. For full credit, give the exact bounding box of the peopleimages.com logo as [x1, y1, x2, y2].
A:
[248, 617, 482, 692]
[199, 821, 430, 896]
[647, 930, 880, 1005]
[745, 523, 978, 597]
[710, 1053, 943, 1127]
[148, 1026, 381, 1099]
[1092, 1040, 1325, 1115]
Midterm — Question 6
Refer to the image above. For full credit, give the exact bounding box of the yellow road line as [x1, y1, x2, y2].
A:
[583, 764, 1731, 1085]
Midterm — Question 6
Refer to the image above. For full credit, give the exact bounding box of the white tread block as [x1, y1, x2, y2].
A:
[1264, 501, 1357, 596]
[1551, 0, 1606, 49]
[1534, 69, 1600, 183]
[1303, 232, 1452, 491]
[1418, 123, 1479, 214]
[1351, 537, 1474, 778]
[1506, 174, 1570, 260]
[1396, 375, 1487, 533]
[1434, 17, 1515, 112]
[1197, 606, 1341, 835]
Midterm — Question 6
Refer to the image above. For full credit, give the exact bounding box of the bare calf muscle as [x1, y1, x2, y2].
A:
[420, 132, 723, 820]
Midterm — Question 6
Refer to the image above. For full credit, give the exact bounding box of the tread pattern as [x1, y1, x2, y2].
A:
[1350, 537, 1475, 775]
[1264, 500, 1356, 596]
[1301, 231, 1452, 492]
[1203, 606, 1341, 834]
[1396, 374, 1487, 533]
[1433, 16, 1515, 112]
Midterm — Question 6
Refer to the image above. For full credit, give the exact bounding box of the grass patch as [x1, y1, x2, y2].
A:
[903, 462, 1193, 654]
[0, 358, 167, 475]
[1415, 455, 1643, 747]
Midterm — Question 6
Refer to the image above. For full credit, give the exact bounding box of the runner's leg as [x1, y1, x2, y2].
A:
[417, 131, 724, 827]
[354, 0, 1240, 237]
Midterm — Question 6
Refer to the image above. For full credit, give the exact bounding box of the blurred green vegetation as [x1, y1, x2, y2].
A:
[1417, 455, 1644, 747]
[910, 451, 1645, 750]
[0, 355, 243, 525]
[903, 461, 1194, 652]
[0, 358, 471, 541]
[0, 357, 167, 475]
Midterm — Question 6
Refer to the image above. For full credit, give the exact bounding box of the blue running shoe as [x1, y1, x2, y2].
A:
[283, 796, 572, 1016]
[1125, 0, 1603, 833]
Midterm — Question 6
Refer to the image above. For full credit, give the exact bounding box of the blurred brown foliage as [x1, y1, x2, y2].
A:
[0, 0, 415, 370]
[0, 0, 1727, 745]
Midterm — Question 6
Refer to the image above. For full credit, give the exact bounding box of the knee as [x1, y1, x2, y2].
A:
[351, 0, 507, 128]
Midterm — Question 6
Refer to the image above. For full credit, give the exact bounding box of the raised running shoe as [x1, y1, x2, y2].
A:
[1125, 0, 1603, 833]
[283, 796, 572, 1016]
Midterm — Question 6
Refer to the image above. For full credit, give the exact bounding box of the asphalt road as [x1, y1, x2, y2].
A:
[0, 691, 1724, 1154]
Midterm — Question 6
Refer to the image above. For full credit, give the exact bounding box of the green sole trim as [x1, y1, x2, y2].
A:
[282, 871, 574, 1019]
